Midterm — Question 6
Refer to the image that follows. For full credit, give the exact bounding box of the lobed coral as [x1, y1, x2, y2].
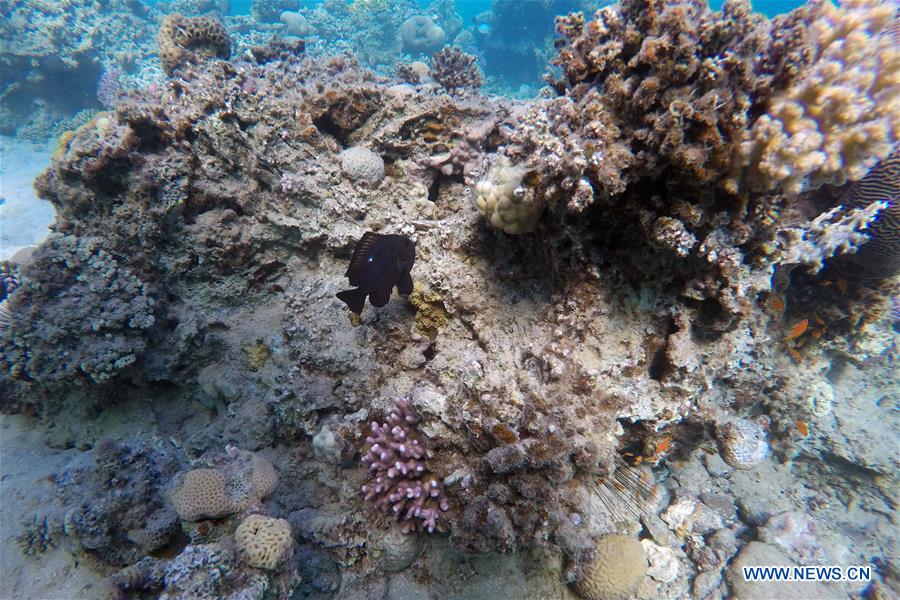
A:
[234, 514, 294, 570]
[742, 0, 899, 194]
[361, 399, 450, 533]
[473, 156, 540, 234]
[400, 16, 446, 55]
[158, 13, 231, 76]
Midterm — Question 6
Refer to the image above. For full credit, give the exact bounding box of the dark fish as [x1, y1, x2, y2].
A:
[336, 232, 415, 314]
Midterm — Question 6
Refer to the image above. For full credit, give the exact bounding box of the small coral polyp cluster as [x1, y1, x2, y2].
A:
[361, 400, 450, 533]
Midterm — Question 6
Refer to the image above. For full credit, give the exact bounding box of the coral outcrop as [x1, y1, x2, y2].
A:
[400, 16, 446, 55]
[340, 146, 385, 185]
[572, 534, 647, 600]
[158, 13, 232, 76]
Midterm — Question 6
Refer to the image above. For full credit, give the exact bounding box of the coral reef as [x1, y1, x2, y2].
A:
[252, 0, 298, 23]
[0, 235, 155, 384]
[430, 47, 483, 95]
[473, 156, 538, 234]
[369, 525, 425, 572]
[715, 417, 769, 470]
[361, 400, 450, 533]
[158, 13, 232, 76]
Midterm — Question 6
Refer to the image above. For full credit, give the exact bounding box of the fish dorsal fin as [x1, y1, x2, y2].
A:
[346, 232, 381, 279]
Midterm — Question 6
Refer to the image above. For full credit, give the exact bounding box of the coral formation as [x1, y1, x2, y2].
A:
[400, 16, 446, 55]
[742, 0, 899, 194]
[169, 449, 278, 521]
[280, 10, 311, 36]
[340, 146, 385, 185]
[473, 156, 539, 234]
[361, 399, 450, 533]
[158, 13, 231, 76]
[252, 0, 297, 23]
[0, 235, 155, 384]
[430, 47, 483, 94]
[572, 534, 647, 600]
[716, 418, 769, 470]
[369, 525, 425, 572]
[234, 514, 294, 570]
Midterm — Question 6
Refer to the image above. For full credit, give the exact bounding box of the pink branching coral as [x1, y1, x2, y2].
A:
[361, 400, 450, 533]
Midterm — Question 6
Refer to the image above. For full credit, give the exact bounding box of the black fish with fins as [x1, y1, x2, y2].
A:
[336, 231, 416, 314]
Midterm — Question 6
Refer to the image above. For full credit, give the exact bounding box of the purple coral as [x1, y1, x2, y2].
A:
[361, 400, 450, 533]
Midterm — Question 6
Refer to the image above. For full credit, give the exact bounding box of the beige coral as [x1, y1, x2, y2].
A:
[234, 514, 294, 570]
[743, 0, 899, 194]
[473, 156, 541, 234]
[169, 468, 233, 521]
[573, 534, 647, 600]
[168, 451, 278, 521]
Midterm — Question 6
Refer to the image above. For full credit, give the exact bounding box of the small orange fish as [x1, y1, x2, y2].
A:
[770, 298, 785, 311]
[788, 348, 803, 362]
[812, 329, 824, 339]
[795, 419, 809, 437]
[655, 436, 672, 454]
[785, 319, 809, 341]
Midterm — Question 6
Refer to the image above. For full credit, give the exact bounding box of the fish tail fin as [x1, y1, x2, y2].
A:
[336, 288, 366, 314]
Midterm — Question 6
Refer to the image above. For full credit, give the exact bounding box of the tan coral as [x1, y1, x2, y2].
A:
[249, 452, 278, 499]
[234, 514, 294, 570]
[743, 0, 899, 193]
[169, 468, 233, 521]
[473, 156, 542, 234]
[573, 534, 648, 600]
[158, 13, 231, 76]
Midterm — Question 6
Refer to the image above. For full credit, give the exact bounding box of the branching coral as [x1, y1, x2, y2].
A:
[361, 399, 450, 533]
[430, 47, 483, 94]
[742, 0, 899, 194]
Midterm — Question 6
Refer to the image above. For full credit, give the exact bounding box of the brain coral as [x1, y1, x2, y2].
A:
[168, 450, 278, 521]
[573, 535, 648, 600]
[340, 147, 385, 185]
[742, 0, 899, 193]
[234, 514, 294, 570]
[169, 469, 233, 521]
[158, 13, 231, 76]
[401, 16, 446, 54]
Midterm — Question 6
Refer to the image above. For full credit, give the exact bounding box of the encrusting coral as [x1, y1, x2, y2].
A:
[158, 13, 231, 76]
[361, 399, 450, 533]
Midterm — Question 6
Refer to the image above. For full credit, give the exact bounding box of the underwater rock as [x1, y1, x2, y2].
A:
[759, 511, 824, 563]
[279, 10, 310, 37]
[727, 541, 841, 599]
[369, 525, 425, 573]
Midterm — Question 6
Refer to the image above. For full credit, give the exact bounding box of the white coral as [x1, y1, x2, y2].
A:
[473, 156, 541, 234]
[743, 0, 899, 194]
[780, 201, 887, 271]
[340, 147, 385, 185]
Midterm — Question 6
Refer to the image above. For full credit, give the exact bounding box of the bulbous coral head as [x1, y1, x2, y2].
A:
[401, 16, 446, 54]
